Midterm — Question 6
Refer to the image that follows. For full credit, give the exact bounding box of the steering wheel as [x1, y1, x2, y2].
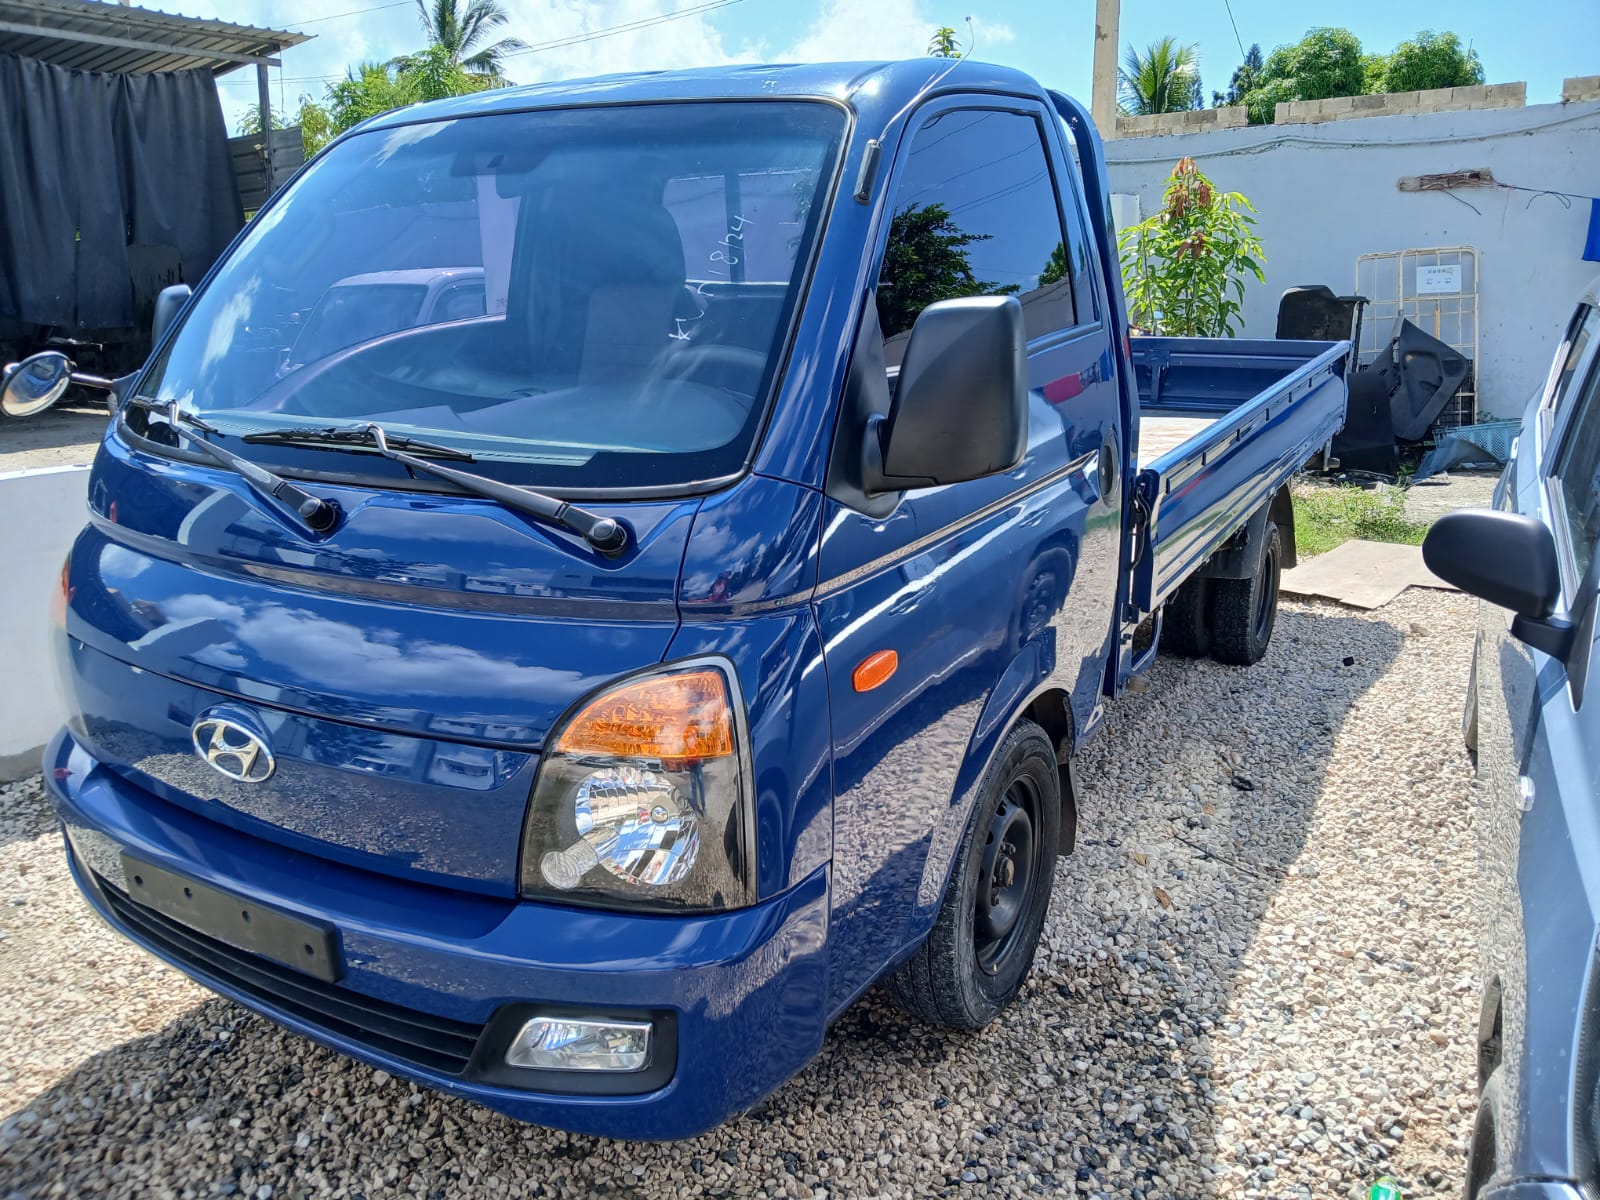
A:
[650, 343, 769, 396]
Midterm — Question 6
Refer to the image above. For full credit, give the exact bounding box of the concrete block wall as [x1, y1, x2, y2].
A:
[1566, 76, 1600, 103]
[1116, 106, 1247, 139]
[1276, 82, 1526, 125]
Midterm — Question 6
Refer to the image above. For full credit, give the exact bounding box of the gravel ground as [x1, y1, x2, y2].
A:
[0, 588, 1478, 1199]
[1401, 474, 1499, 525]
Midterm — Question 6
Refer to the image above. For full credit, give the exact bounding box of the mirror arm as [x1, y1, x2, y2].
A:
[1511, 613, 1575, 661]
[860, 414, 892, 497]
[69, 370, 116, 393]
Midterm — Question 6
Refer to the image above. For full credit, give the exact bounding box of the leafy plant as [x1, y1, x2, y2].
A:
[927, 26, 962, 58]
[1119, 37, 1202, 115]
[1117, 157, 1265, 337]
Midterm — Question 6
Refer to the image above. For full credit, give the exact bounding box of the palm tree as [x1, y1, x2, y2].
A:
[1119, 37, 1202, 116]
[413, 0, 527, 80]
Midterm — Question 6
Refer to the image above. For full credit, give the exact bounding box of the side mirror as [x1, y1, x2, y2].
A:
[1423, 509, 1574, 660]
[1, 350, 74, 417]
[152, 284, 192, 346]
[864, 295, 1027, 494]
[1, 350, 119, 419]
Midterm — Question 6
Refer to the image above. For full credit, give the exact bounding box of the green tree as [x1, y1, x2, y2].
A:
[1376, 30, 1485, 93]
[1119, 37, 1202, 116]
[1117, 157, 1266, 337]
[295, 95, 333, 157]
[1214, 43, 1262, 106]
[1361, 52, 1390, 94]
[927, 26, 962, 58]
[877, 203, 998, 337]
[1243, 27, 1366, 123]
[326, 61, 418, 135]
[234, 104, 285, 136]
[1038, 242, 1073, 287]
[408, 0, 526, 81]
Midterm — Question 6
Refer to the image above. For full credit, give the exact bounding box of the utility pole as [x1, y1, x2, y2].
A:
[1092, 0, 1120, 140]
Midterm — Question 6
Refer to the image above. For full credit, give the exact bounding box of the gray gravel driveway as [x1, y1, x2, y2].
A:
[0, 588, 1478, 1199]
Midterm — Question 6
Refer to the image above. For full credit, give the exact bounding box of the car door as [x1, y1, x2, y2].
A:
[813, 99, 1123, 1011]
[1473, 298, 1600, 1187]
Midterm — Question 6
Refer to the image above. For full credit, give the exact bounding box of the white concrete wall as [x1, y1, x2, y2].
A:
[0, 464, 89, 780]
[1104, 99, 1600, 418]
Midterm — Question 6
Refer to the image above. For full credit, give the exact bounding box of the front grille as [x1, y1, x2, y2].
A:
[96, 873, 484, 1076]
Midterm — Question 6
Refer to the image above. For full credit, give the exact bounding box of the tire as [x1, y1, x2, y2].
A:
[1160, 576, 1212, 658]
[887, 720, 1060, 1029]
[1463, 1067, 1502, 1198]
[1463, 649, 1480, 762]
[1207, 522, 1282, 666]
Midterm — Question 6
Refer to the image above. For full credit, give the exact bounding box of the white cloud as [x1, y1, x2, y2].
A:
[785, 0, 938, 62]
[173, 1, 1016, 132]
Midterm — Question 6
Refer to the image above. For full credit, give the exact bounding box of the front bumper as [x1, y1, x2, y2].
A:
[46, 728, 830, 1140]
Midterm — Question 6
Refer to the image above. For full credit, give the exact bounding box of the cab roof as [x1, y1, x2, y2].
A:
[359, 59, 1059, 133]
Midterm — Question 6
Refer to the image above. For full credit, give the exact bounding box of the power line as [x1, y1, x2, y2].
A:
[289, 0, 413, 26]
[500, 0, 747, 59]
[1220, 0, 1247, 59]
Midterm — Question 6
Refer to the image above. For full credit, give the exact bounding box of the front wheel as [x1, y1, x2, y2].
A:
[887, 720, 1060, 1029]
[1208, 521, 1282, 666]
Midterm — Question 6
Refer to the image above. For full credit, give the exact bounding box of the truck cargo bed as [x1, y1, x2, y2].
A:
[1129, 337, 1350, 614]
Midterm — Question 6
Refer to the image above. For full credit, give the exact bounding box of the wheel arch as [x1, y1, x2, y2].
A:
[909, 660, 1078, 929]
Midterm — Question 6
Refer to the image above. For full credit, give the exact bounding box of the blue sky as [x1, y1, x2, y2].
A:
[185, 0, 1598, 131]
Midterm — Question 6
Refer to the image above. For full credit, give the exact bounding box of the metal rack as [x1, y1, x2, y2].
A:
[1356, 246, 1480, 430]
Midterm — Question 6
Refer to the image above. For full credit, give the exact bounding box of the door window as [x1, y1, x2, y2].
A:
[1549, 348, 1600, 583]
[877, 109, 1077, 366]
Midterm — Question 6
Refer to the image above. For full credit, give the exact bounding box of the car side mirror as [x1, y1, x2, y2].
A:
[1, 351, 75, 417]
[0, 350, 119, 418]
[152, 284, 192, 346]
[1423, 509, 1575, 660]
[863, 295, 1027, 495]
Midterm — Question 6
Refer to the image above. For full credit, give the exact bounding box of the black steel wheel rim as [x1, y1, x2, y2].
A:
[975, 776, 1041, 975]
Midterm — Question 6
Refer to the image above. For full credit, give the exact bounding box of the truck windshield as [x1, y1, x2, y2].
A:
[136, 101, 845, 492]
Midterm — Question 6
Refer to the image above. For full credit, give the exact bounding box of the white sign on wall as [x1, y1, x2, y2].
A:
[1416, 264, 1463, 294]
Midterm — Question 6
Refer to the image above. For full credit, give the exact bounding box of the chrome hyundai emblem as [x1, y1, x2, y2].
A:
[191, 717, 275, 783]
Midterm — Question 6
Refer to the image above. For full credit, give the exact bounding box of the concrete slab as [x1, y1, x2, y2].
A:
[1280, 538, 1458, 609]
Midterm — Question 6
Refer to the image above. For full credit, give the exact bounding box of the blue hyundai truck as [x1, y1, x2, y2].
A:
[7, 60, 1348, 1139]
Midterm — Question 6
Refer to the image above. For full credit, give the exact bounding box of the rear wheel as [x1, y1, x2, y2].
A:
[1208, 522, 1282, 666]
[887, 720, 1059, 1029]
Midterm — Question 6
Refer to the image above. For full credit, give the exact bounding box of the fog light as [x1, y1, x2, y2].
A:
[505, 1015, 652, 1072]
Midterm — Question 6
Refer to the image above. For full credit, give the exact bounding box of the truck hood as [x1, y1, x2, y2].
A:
[59, 434, 699, 895]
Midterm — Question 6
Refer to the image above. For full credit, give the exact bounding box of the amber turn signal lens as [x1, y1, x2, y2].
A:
[49, 556, 71, 628]
[555, 669, 735, 760]
[852, 649, 898, 692]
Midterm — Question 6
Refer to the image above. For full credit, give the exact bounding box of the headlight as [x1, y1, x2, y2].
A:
[518, 663, 754, 911]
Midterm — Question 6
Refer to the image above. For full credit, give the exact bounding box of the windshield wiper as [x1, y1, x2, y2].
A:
[242, 425, 475, 462]
[331, 423, 628, 557]
[124, 398, 340, 536]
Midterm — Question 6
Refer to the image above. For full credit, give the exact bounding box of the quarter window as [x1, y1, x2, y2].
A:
[877, 109, 1076, 364]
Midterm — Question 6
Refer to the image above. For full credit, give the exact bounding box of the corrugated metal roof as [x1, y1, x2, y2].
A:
[0, 0, 309, 75]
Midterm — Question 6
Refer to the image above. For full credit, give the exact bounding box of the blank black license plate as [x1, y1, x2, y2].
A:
[120, 854, 344, 983]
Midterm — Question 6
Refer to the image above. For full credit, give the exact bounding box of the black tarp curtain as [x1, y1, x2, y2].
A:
[0, 51, 243, 330]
